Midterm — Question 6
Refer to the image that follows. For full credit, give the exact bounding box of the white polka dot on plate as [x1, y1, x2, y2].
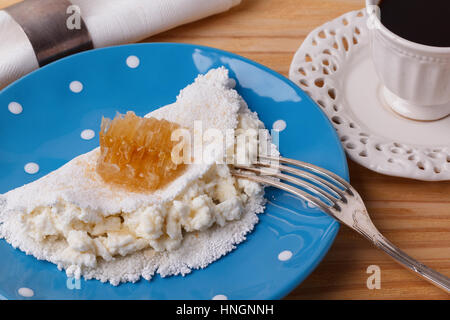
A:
[278, 250, 293, 261]
[212, 294, 228, 300]
[8, 101, 23, 114]
[80, 129, 95, 140]
[18, 287, 34, 298]
[272, 120, 286, 132]
[69, 81, 83, 93]
[24, 162, 39, 174]
[126, 55, 140, 68]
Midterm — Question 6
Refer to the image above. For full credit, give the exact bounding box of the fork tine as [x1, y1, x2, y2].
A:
[259, 155, 353, 195]
[250, 162, 347, 203]
[234, 166, 342, 211]
[231, 171, 333, 214]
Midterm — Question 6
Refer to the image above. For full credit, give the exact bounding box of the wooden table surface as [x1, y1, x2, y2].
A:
[2, 0, 449, 300]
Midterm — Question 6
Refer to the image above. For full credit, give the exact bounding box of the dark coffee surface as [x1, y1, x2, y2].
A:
[379, 0, 450, 47]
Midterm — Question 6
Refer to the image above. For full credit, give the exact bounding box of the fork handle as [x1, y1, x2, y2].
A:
[374, 235, 450, 293]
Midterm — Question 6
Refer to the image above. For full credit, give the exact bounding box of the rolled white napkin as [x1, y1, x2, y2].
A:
[0, 0, 241, 88]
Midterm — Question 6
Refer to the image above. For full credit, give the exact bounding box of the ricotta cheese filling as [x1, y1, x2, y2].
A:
[22, 112, 264, 269]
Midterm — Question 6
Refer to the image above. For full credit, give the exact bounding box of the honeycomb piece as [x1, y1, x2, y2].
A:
[97, 111, 185, 192]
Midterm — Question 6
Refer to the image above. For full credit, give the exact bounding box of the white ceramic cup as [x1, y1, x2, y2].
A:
[366, 0, 450, 121]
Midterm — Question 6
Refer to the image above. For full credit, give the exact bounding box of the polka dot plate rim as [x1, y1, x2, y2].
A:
[0, 43, 348, 300]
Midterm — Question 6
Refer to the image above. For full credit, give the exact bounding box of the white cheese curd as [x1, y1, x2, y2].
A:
[19, 115, 263, 266]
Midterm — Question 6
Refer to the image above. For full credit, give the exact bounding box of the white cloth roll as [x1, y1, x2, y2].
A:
[0, 10, 39, 88]
[0, 0, 241, 88]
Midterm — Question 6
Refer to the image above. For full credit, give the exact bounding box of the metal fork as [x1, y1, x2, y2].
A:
[232, 155, 450, 293]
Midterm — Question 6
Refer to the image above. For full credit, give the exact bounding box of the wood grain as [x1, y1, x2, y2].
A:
[1, 0, 449, 299]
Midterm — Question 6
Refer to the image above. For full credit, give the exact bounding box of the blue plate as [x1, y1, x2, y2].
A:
[0, 43, 348, 300]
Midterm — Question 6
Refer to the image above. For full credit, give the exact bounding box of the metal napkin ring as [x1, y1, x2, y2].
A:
[5, 0, 93, 67]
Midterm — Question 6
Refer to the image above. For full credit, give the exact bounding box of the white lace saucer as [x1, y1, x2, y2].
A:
[289, 9, 450, 181]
